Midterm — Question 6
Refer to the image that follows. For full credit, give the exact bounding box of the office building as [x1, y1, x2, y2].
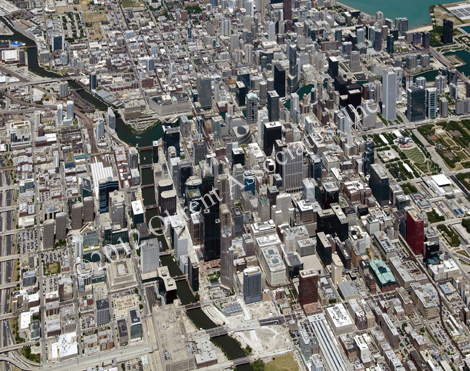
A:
[220, 228, 234, 289]
[243, 266, 262, 304]
[43, 220, 55, 249]
[98, 177, 119, 213]
[188, 255, 199, 292]
[443, 19, 453, 44]
[202, 188, 221, 261]
[246, 93, 258, 125]
[277, 142, 304, 193]
[349, 51, 361, 73]
[161, 190, 177, 216]
[407, 85, 426, 122]
[317, 232, 332, 266]
[369, 164, 389, 207]
[141, 240, 159, 274]
[163, 126, 180, 156]
[386, 34, 394, 54]
[96, 119, 105, 139]
[193, 140, 207, 165]
[440, 97, 449, 117]
[59, 81, 68, 98]
[328, 56, 339, 78]
[382, 69, 397, 121]
[55, 212, 67, 241]
[110, 191, 126, 227]
[299, 270, 319, 307]
[71, 202, 83, 230]
[107, 108, 116, 130]
[129, 147, 139, 169]
[435, 75, 446, 95]
[83, 197, 94, 224]
[57, 104, 63, 126]
[267, 90, 280, 122]
[197, 74, 212, 109]
[66, 101, 74, 120]
[406, 209, 424, 255]
[426, 88, 437, 119]
[273, 62, 286, 98]
[89, 72, 97, 90]
[283, 0, 292, 20]
[263, 121, 282, 156]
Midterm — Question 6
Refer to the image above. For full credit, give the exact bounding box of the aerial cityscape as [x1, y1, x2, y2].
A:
[4, 0, 470, 370]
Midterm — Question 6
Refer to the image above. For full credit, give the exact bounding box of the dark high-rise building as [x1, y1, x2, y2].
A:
[236, 81, 247, 106]
[363, 141, 375, 175]
[263, 121, 282, 157]
[197, 74, 212, 109]
[298, 270, 319, 307]
[328, 56, 339, 79]
[202, 188, 221, 261]
[99, 177, 119, 213]
[369, 164, 389, 207]
[188, 255, 199, 292]
[283, 0, 292, 21]
[443, 18, 453, 44]
[163, 126, 180, 156]
[406, 209, 424, 255]
[152, 141, 159, 164]
[322, 181, 339, 209]
[177, 161, 193, 198]
[309, 153, 322, 180]
[422, 31, 430, 50]
[243, 267, 262, 304]
[424, 241, 440, 265]
[317, 232, 332, 266]
[267, 90, 280, 122]
[407, 85, 426, 122]
[386, 34, 394, 54]
[89, 72, 97, 91]
[331, 203, 349, 241]
[273, 62, 286, 98]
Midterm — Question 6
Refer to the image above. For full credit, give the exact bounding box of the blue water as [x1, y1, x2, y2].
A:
[338, 0, 455, 28]
[461, 25, 470, 34]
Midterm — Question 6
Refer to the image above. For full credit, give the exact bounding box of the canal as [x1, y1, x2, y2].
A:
[0, 17, 253, 369]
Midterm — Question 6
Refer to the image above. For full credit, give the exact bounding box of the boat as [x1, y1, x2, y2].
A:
[159, 241, 162, 248]
[136, 136, 141, 139]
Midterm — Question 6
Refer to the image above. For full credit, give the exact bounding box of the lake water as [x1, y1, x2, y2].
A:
[338, 0, 455, 28]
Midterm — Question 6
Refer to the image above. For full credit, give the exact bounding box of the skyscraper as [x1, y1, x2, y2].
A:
[363, 141, 375, 175]
[246, 93, 258, 125]
[110, 191, 126, 227]
[273, 62, 286, 98]
[283, 0, 291, 21]
[426, 87, 437, 119]
[243, 266, 262, 304]
[197, 74, 212, 109]
[268, 21, 275, 41]
[267, 90, 280, 122]
[382, 69, 397, 121]
[220, 227, 234, 289]
[328, 56, 339, 78]
[96, 119, 105, 139]
[407, 85, 426, 122]
[443, 18, 453, 44]
[55, 212, 67, 241]
[299, 270, 319, 307]
[386, 34, 394, 54]
[369, 164, 389, 207]
[202, 188, 221, 261]
[57, 104, 63, 126]
[89, 72, 97, 91]
[66, 100, 74, 119]
[163, 126, 180, 156]
[278, 142, 304, 193]
[107, 108, 116, 130]
[59, 81, 68, 98]
[263, 121, 282, 156]
[406, 209, 424, 255]
[435, 75, 446, 95]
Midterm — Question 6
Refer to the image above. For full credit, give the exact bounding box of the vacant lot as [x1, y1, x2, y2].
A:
[265, 353, 299, 371]
[44, 262, 60, 275]
[83, 11, 108, 23]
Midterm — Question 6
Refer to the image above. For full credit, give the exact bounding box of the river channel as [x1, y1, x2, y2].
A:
[0, 17, 252, 370]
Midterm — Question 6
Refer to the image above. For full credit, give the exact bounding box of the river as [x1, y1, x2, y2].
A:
[1, 17, 253, 370]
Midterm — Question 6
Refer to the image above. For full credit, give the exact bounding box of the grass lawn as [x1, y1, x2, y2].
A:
[403, 147, 425, 164]
[122, 0, 144, 7]
[265, 353, 299, 371]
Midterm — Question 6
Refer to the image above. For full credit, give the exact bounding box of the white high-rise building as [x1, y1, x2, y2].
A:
[221, 19, 231, 36]
[66, 100, 74, 119]
[290, 92, 299, 121]
[382, 69, 397, 121]
[246, 92, 258, 125]
[96, 119, 105, 139]
[107, 107, 116, 130]
[57, 104, 63, 126]
[435, 75, 446, 95]
[279, 142, 304, 193]
[426, 87, 437, 119]
[393, 67, 403, 97]
[230, 34, 239, 52]
[416, 76, 426, 89]
[268, 22, 275, 42]
[337, 110, 351, 134]
[245, 44, 253, 65]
